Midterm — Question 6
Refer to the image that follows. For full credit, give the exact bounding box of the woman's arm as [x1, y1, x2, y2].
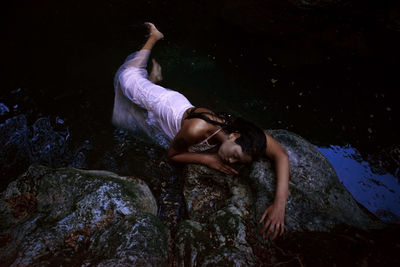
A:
[259, 133, 289, 240]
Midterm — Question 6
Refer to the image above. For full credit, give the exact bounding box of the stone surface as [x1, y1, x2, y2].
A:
[0, 115, 90, 191]
[97, 128, 186, 230]
[0, 103, 10, 116]
[175, 164, 258, 266]
[249, 129, 382, 232]
[174, 129, 383, 265]
[0, 164, 168, 266]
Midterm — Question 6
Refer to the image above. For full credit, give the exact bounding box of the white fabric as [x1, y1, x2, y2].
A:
[112, 50, 194, 147]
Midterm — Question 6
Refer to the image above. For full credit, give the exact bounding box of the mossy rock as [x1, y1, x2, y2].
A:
[0, 164, 169, 266]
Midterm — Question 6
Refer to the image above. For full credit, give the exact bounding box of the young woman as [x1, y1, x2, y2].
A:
[112, 23, 289, 240]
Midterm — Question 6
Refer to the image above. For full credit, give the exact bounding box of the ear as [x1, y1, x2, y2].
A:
[228, 132, 241, 140]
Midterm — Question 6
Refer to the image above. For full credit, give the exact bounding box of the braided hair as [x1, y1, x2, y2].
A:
[185, 109, 267, 160]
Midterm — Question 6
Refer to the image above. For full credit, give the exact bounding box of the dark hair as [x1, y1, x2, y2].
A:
[185, 109, 267, 160]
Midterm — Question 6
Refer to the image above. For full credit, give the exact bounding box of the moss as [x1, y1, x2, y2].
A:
[1, 165, 167, 266]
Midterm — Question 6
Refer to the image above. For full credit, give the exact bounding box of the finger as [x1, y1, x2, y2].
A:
[279, 224, 285, 236]
[272, 224, 280, 240]
[218, 166, 230, 174]
[229, 167, 239, 175]
[260, 219, 272, 235]
[259, 209, 269, 224]
[223, 164, 238, 175]
[224, 167, 235, 175]
[225, 168, 237, 175]
[265, 224, 275, 240]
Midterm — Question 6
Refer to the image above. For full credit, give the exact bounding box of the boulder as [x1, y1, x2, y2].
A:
[0, 115, 90, 191]
[175, 165, 257, 266]
[251, 129, 382, 232]
[174, 129, 382, 265]
[0, 164, 169, 266]
[249, 130, 380, 231]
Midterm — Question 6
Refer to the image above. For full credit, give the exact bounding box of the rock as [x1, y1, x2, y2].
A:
[175, 165, 258, 266]
[0, 103, 10, 116]
[175, 129, 383, 265]
[0, 164, 169, 266]
[0, 115, 90, 191]
[0, 115, 31, 189]
[250, 129, 382, 232]
[98, 128, 186, 230]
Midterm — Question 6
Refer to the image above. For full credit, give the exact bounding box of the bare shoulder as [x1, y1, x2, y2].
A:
[181, 118, 209, 140]
[168, 118, 209, 156]
[264, 133, 288, 159]
[190, 107, 214, 113]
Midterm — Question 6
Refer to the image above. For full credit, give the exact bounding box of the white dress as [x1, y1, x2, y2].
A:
[112, 49, 194, 148]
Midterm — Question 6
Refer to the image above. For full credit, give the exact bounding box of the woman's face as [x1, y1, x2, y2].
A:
[218, 134, 252, 164]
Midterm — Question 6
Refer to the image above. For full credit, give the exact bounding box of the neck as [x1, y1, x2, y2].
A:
[216, 129, 229, 143]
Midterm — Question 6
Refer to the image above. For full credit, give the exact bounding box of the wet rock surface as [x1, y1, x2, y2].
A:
[95, 128, 186, 230]
[2, 0, 400, 264]
[0, 116, 399, 266]
[0, 115, 186, 232]
[0, 115, 90, 191]
[173, 129, 385, 265]
[250, 129, 382, 232]
[0, 164, 169, 266]
[175, 165, 258, 266]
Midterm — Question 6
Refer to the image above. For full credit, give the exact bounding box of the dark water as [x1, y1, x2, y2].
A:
[1, 1, 399, 221]
[318, 145, 400, 222]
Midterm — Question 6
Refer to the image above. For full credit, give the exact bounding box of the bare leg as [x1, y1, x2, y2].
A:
[141, 22, 164, 50]
[143, 23, 164, 83]
[124, 22, 164, 69]
[149, 58, 163, 83]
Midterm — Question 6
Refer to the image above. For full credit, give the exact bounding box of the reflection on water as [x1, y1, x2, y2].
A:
[317, 145, 400, 223]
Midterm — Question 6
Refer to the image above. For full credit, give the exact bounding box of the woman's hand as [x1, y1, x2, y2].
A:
[260, 133, 289, 240]
[204, 153, 239, 175]
[259, 202, 286, 240]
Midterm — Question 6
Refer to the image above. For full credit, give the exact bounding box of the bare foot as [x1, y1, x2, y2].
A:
[149, 58, 163, 83]
[144, 22, 164, 40]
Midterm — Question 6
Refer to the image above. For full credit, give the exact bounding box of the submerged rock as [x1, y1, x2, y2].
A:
[0, 115, 90, 191]
[0, 164, 169, 266]
[174, 129, 382, 265]
[0, 103, 10, 116]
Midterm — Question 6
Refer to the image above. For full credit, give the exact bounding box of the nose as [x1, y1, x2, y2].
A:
[228, 157, 237, 164]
